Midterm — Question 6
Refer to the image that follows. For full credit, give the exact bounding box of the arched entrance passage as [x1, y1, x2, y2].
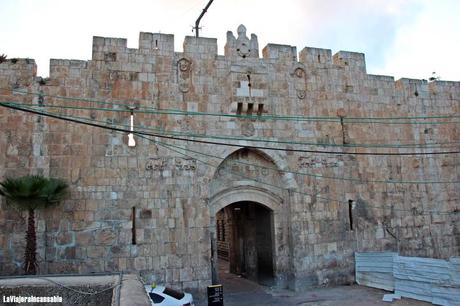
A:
[216, 201, 274, 284]
[208, 148, 294, 288]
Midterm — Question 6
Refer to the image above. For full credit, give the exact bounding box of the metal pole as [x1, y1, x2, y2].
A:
[194, 0, 215, 38]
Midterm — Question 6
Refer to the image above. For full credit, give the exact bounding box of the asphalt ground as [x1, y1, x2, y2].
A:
[194, 262, 431, 306]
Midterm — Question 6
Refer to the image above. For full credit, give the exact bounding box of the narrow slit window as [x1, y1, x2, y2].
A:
[236, 102, 243, 115]
[348, 200, 354, 231]
[222, 221, 225, 241]
[132, 207, 137, 245]
[247, 103, 254, 116]
[257, 104, 264, 116]
[217, 220, 221, 241]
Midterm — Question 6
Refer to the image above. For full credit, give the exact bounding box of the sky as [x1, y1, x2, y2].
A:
[1, 0, 459, 81]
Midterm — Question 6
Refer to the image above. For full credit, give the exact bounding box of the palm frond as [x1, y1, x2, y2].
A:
[0, 175, 68, 210]
[40, 178, 69, 206]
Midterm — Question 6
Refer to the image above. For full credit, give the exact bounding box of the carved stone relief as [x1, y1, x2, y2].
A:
[175, 157, 197, 171]
[145, 157, 197, 172]
[226, 24, 259, 59]
[291, 64, 307, 99]
[177, 58, 192, 93]
[145, 157, 167, 171]
[241, 121, 255, 137]
[298, 156, 344, 168]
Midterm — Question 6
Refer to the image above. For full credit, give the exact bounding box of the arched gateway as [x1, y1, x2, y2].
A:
[208, 148, 297, 288]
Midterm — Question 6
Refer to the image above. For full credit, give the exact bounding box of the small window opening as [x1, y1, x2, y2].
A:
[155, 40, 158, 48]
[132, 207, 137, 245]
[348, 200, 354, 231]
[317, 54, 321, 63]
[38, 92, 44, 106]
[217, 220, 221, 241]
[217, 220, 226, 242]
[236, 102, 243, 115]
[414, 91, 419, 97]
[222, 221, 225, 241]
[257, 104, 264, 116]
[247, 103, 254, 116]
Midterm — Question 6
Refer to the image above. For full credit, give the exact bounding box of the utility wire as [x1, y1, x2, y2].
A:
[3, 88, 460, 123]
[4, 101, 460, 149]
[137, 135, 457, 215]
[23, 104, 456, 184]
[2, 102, 460, 156]
[2, 101, 460, 184]
[1, 102, 456, 214]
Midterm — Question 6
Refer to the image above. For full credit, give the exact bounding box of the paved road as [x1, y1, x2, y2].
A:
[194, 267, 431, 306]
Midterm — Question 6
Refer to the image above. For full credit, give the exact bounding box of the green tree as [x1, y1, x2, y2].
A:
[0, 175, 68, 274]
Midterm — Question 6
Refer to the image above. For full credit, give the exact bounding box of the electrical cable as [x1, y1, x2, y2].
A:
[1, 102, 456, 214]
[3, 88, 460, 123]
[4, 102, 460, 184]
[138, 134, 457, 215]
[3, 100, 460, 149]
[2, 102, 460, 157]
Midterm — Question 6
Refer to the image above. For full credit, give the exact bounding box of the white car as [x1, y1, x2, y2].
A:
[145, 284, 195, 306]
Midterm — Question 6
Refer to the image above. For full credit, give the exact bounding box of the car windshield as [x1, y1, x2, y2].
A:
[163, 287, 185, 300]
[149, 292, 165, 303]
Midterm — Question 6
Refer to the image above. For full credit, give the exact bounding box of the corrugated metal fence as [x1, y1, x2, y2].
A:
[355, 252, 460, 306]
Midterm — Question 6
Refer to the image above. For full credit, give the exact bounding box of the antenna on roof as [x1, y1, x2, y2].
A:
[429, 72, 440, 82]
[193, 0, 215, 38]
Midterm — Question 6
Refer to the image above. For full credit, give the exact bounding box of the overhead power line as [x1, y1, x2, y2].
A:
[3, 101, 460, 149]
[2, 102, 460, 187]
[3, 102, 460, 157]
[6, 102, 460, 184]
[138, 135, 457, 216]
[1, 102, 458, 214]
[2, 88, 460, 124]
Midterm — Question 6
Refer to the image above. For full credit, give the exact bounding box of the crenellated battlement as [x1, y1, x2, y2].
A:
[2, 24, 459, 94]
[262, 44, 297, 62]
[0, 58, 37, 88]
[138, 32, 174, 56]
[299, 47, 332, 68]
[183, 36, 218, 59]
[332, 51, 366, 73]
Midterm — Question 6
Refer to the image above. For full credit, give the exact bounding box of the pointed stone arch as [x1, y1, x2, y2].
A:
[207, 147, 294, 288]
[205, 146, 298, 193]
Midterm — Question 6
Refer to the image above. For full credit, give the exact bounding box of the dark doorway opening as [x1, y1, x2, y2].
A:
[215, 201, 274, 286]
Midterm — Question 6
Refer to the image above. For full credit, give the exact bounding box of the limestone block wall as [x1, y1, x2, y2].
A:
[0, 25, 459, 292]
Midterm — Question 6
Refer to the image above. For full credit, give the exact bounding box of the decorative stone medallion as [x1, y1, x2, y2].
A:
[236, 25, 251, 58]
[177, 58, 192, 93]
[241, 121, 255, 137]
[292, 64, 307, 99]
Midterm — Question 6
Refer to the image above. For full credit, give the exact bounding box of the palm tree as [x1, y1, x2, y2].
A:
[0, 175, 68, 274]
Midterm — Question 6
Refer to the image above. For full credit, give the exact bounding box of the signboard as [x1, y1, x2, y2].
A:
[207, 284, 223, 306]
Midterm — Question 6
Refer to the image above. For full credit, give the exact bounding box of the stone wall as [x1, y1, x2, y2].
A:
[0, 24, 459, 292]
